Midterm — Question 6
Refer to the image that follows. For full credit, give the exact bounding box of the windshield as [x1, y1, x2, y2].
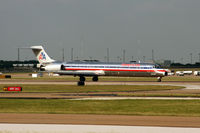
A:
[155, 64, 161, 68]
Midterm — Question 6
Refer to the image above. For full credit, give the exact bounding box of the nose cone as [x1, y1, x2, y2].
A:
[164, 69, 171, 76]
[155, 69, 169, 76]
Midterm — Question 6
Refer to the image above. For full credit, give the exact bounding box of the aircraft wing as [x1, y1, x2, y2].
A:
[54, 70, 105, 76]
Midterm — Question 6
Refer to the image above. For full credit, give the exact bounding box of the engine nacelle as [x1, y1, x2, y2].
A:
[40, 64, 62, 71]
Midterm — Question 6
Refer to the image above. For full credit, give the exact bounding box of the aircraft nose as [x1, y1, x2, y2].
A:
[155, 70, 166, 76]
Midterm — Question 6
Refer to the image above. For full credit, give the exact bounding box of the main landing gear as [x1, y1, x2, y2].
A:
[77, 76, 85, 86]
[157, 77, 162, 82]
[92, 76, 98, 82]
[77, 76, 99, 86]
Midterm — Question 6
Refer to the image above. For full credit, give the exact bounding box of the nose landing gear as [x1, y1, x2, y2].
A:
[157, 77, 162, 82]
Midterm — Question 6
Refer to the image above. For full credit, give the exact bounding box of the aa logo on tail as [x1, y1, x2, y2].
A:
[39, 52, 46, 61]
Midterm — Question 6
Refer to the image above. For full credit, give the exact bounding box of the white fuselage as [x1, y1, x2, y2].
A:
[43, 62, 167, 77]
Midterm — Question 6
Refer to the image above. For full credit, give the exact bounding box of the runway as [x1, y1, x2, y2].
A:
[1, 80, 200, 131]
[1, 80, 200, 89]
[1, 114, 200, 128]
[73, 97, 200, 100]
[1, 124, 200, 133]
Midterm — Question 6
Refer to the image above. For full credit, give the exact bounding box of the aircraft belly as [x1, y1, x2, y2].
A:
[56, 70, 164, 77]
[56, 70, 105, 76]
[105, 71, 155, 77]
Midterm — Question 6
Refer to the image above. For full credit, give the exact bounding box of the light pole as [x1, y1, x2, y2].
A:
[123, 49, 125, 63]
[107, 48, 109, 63]
[190, 53, 192, 64]
[18, 48, 20, 61]
[199, 53, 200, 63]
[71, 48, 73, 61]
[143, 56, 146, 62]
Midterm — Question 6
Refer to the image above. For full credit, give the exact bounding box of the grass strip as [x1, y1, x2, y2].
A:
[0, 85, 183, 93]
[119, 93, 200, 97]
[11, 76, 200, 82]
[0, 99, 200, 117]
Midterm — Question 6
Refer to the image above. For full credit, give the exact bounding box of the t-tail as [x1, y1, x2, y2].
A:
[30, 46, 55, 64]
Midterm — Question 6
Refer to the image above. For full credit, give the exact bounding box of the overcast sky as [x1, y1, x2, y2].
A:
[1, 0, 200, 63]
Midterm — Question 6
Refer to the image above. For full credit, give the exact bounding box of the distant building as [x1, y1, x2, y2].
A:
[12, 64, 36, 72]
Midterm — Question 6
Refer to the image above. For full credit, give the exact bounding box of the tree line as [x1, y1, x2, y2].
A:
[170, 62, 200, 68]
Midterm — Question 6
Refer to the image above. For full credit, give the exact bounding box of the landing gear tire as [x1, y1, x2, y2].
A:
[157, 77, 162, 82]
[78, 76, 86, 86]
[77, 81, 85, 86]
[80, 76, 86, 82]
[92, 76, 98, 82]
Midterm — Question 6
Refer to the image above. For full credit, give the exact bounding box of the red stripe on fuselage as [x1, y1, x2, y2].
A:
[156, 70, 166, 72]
[65, 68, 162, 72]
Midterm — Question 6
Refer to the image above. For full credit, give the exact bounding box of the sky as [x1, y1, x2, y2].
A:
[1, 0, 200, 64]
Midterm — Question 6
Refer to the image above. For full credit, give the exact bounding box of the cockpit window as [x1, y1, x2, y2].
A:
[155, 64, 161, 68]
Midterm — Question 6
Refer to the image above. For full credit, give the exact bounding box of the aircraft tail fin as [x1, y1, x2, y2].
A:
[30, 46, 55, 64]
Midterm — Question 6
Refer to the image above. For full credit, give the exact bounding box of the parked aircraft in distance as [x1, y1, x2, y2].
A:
[31, 46, 169, 85]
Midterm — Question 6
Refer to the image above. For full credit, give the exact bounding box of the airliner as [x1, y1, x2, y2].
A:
[31, 46, 168, 85]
